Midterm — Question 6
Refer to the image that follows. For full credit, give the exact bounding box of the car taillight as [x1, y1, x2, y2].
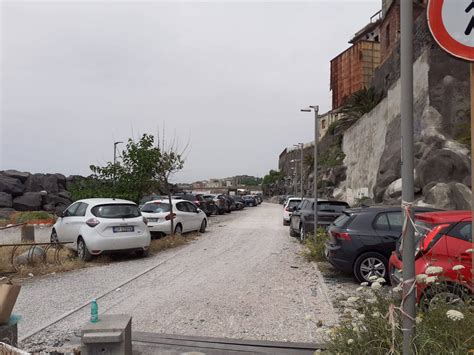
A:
[165, 213, 176, 221]
[143, 216, 148, 224]
[194, 200, 201, 206]
[86, 218, 100, 228]
[285, 207, 290, 212]
[333, 232, 351, 241]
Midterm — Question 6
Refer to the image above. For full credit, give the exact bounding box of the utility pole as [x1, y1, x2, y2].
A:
[113, 141, 123, 184]
[400, 1, 415, 354]
[301, 105, 319, 240]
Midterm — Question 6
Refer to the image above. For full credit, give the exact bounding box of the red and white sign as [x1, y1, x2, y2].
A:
[427, 0, 474, 61]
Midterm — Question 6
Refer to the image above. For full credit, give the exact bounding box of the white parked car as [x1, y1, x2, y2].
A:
[51, 198, 151, 261]
[282, 197, 302, 226]
[141, 199, 208, 237]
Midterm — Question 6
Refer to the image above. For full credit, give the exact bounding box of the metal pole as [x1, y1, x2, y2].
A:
[471, 63, 474, 276]
[313, 106, 319, 240]
[401, 1, 415, 354]
[300, 143, 304, 199]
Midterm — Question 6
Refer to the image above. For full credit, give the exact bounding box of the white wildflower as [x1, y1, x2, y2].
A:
[452, 265, 465, 271]
[360, 282, 369, 286]
[425, 266, 443, 275]
[446, 310, 464, 321]
[465, 248, 473, 254]
[376, 277, 386, 284]
[356, 287, 364, 292]
[325, 329, 332, 336]
[371, 281, 382, 290]
[415, 274, 428, 282]
[372, 311, 381, 318]
[393, 285, 403, 293]
[415, 316, 423, 324]
[425, 276, 438, 284]
[357, 313, 365, 320]
[347, 296, 359, 303]
[347, 339, 354, 345]
[367, 298, 377, 304]
[368, 275, 379, 281]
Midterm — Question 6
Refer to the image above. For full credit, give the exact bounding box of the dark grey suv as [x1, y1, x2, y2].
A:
[325, 206, 438, 283]
[289, 198, 349, 241]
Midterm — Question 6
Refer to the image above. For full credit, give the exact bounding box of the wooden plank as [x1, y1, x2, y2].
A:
[132, 332, 323, 354]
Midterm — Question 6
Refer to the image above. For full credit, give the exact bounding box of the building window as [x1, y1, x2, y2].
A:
[321, 119, 326, 129]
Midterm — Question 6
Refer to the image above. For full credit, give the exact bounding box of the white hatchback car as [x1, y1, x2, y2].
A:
[51, 198, 151, 261]
[282, 197, 302, 226]
[141, 199, 207, 237]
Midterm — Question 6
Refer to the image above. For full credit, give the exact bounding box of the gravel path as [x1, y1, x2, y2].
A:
[15, 203, 339, 352]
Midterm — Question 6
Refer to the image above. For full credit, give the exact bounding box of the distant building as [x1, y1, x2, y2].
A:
[318, 108, 345, 140]
[330, 13, 382, 110]
[379, 0, 427, 64]
[192, 180, 208, 189]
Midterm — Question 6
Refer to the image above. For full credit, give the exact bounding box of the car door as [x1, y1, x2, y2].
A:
[176, 201, 194, 232]
[184, 201, 201, 231]
[444, 222, 472, 281]
[373, 212, 401, 256]
[56, 202, 81, 242]
[302, 202, 315, 234]
[290, 200, 304, 232]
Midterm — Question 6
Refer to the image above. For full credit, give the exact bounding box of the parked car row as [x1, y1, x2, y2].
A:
[52, 193, 264, 261]
[321, 205, 472, 307]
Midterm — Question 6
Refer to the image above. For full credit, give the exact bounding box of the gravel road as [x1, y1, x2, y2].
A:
[15, 202, 339, 352]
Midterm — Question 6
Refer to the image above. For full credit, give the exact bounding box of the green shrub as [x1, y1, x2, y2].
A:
[11, 211, 56, 223]
[303, 229, 329, 262]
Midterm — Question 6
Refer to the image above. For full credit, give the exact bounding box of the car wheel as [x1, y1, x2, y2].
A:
[174, 224, 183, 235]
[420, 284, 470, 311]
[199, 219, 207, 233]
[50, 229, 59, 244]
[77, 237, 92, 261]
[136, 249, 149, 258]
[299, 225, 306, 243]
[218, 209, 224, 215]
[353, 252, 388, 283]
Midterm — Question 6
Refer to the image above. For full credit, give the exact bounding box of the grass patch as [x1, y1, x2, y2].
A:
[325, 286, 474, 354]
[148, 233, 196, 255]
[303, 229, 329, 262]
[0, 211, 57, 227]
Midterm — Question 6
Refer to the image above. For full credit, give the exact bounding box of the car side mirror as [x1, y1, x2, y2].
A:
[196, 208, 201, 213]
[56, 211, 64, 218]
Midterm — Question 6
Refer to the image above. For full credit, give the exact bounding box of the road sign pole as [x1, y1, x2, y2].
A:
[314, 107, 319, 241]
[471, 63, 474, 276]
[401, 1, 416, 354]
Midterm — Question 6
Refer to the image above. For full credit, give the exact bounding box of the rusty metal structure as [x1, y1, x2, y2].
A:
[330, 40, 381, 110]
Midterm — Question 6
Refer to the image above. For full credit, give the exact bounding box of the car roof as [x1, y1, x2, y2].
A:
[415, 210, 471, 223]
[144, 199, 190, 205]
[345, 205, 438, 214]
[77, 198, 136, 205]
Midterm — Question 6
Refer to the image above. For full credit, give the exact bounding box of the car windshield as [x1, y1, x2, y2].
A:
[91, 204, 141, 219]
[287, 200, 301, 208]
[141, 202, 171, 213]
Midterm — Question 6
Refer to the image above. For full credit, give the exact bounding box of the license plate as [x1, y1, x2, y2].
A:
[113, 226, 134, 233]
[147, 218, 158, 223]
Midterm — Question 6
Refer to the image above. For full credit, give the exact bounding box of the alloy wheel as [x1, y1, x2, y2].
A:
[359, 257, 386, 281]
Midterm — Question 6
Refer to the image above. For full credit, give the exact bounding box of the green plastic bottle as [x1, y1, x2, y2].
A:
[90, 299, 99, 323]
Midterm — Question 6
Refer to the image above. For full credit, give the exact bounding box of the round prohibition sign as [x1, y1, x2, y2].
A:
[428, 0, 474, 61]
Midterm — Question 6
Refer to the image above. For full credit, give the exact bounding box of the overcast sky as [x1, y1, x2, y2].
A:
[1, 0, 380, 183]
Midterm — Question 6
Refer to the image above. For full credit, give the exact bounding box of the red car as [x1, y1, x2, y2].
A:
[389, 211, 472, 306]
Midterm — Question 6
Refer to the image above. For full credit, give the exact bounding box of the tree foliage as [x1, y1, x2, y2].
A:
[70, 133, 184, 203]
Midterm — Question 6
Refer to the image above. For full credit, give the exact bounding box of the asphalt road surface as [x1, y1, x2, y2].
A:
[15, 202, 339, 352]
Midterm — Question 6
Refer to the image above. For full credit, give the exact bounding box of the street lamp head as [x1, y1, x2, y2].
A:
[300, 108, 311, 112]
[309, 105, 319, 110]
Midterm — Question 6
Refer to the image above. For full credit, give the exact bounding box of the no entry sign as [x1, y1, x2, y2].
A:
[427, 0, 474, 61]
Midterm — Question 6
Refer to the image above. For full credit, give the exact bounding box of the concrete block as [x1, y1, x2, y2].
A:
[81, 314, 132, 355]
[20, 225, 35, 243]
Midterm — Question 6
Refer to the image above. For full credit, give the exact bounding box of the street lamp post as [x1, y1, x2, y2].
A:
[298, 143, 303, 199]
[301, 105, 319, 240]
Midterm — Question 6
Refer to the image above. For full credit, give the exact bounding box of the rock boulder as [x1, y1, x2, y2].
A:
[0, 192, 13, 208]
[0, 175, 25, 196]
[1, 170, 30, 182]
[12, 192, 43, 211]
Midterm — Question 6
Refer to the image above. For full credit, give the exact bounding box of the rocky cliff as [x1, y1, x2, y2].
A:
[0, 170, 81, 218]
